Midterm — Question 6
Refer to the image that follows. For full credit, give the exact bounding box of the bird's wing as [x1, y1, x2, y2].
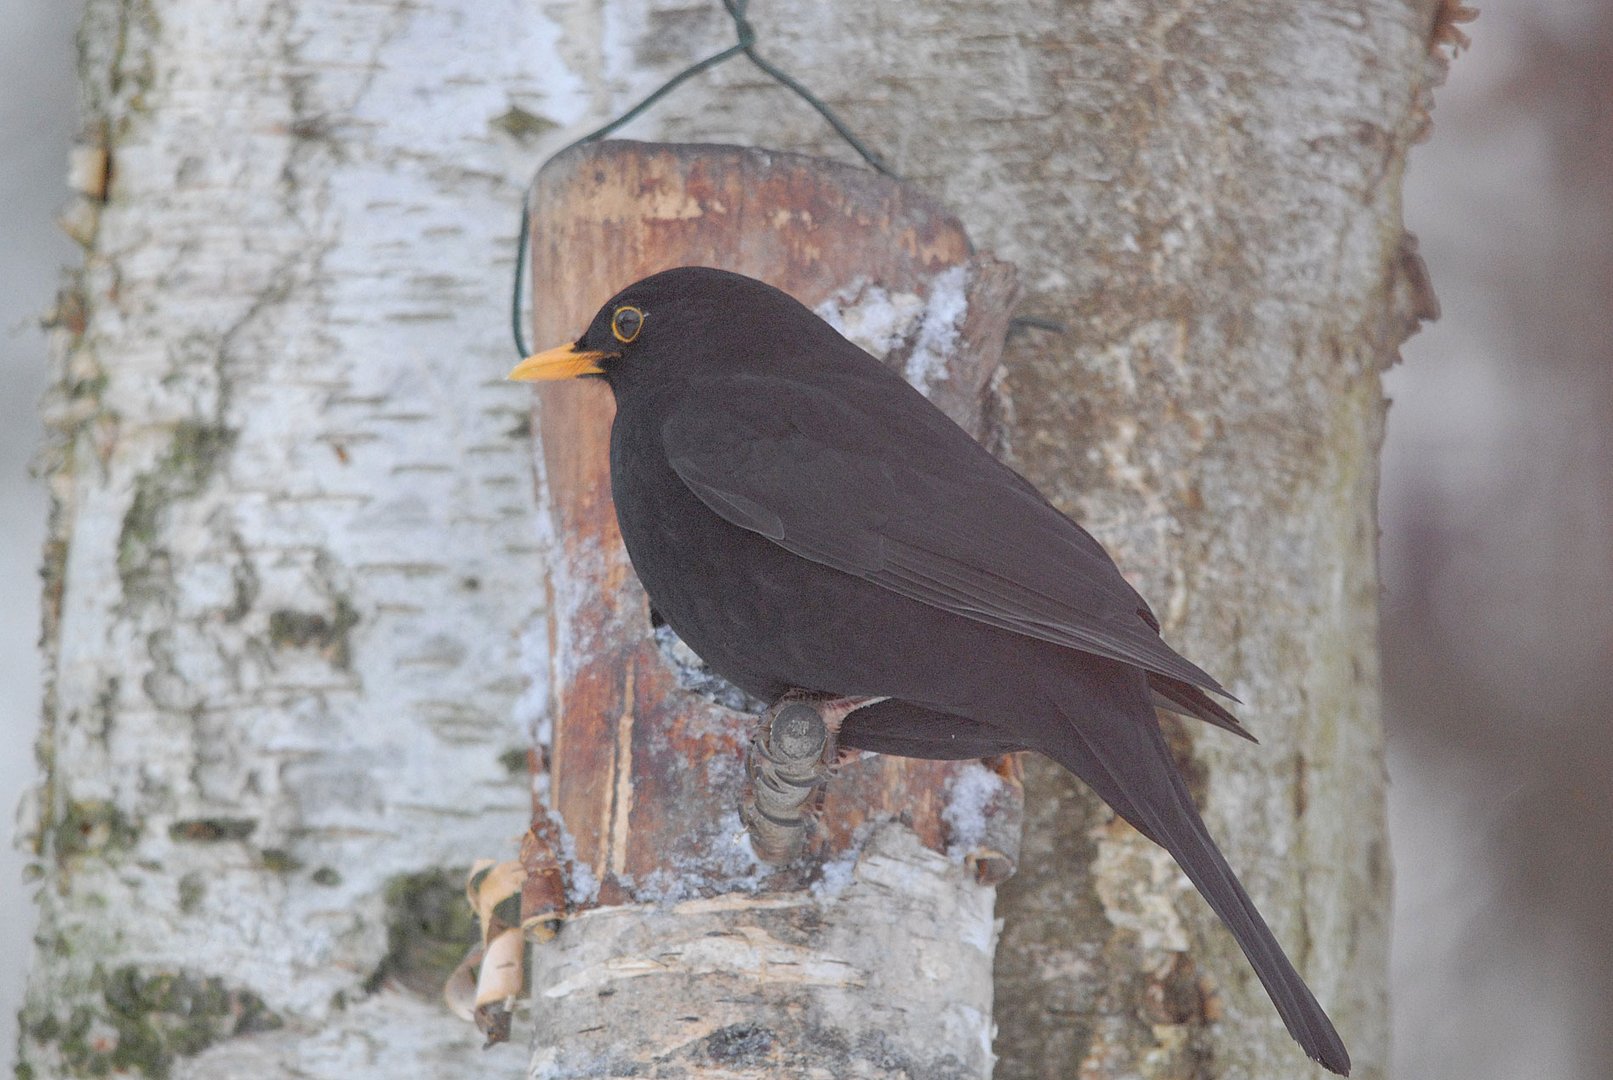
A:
[662, 371, 1229, 697]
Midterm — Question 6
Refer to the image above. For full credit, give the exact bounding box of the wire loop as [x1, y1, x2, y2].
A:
[512, 0, 895, 358]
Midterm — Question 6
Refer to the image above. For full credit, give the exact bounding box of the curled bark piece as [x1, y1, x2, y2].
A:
[442, 944, 482, 1024]
[473, 928, 524, 1048]
[449, 859, 529, 1046]
[742, 700, 831, 863]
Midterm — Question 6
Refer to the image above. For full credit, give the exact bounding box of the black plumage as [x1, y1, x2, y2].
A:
[510, 266, 1349, 1075]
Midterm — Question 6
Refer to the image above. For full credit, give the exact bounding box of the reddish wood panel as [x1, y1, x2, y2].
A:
[523, 141, 1020, 911]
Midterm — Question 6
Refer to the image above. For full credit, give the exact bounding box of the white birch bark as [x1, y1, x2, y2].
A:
[24, 1, 1428, 1078]
[528, 823, 999, 1079]
[22, 1, 578, 1075]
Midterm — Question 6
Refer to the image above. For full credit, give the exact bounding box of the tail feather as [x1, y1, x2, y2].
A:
[1149, 672, 1258, 742]
[839, 698, 1026, 760]
[1041, 666, 1351, 1075]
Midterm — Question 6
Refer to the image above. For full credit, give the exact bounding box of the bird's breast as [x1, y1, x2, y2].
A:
[607, 409, 798, 698]
[608, 404, 961, 705]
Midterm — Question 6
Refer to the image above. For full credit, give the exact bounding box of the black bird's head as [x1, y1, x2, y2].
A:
[508, 266, 833, 395]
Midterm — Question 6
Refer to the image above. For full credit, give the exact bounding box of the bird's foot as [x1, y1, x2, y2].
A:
[741, 692, 889, 861]
[776, 691, 888, 757]
[742, 691, 881, 863]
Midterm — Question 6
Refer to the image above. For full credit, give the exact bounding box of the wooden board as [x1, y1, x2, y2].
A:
[521, 140, 1021, 915]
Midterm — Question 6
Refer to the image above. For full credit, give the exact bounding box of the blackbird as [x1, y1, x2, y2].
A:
[510, 266, 1350, 1075]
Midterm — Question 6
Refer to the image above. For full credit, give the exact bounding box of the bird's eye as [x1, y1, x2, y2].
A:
[611, 306, 644, 344]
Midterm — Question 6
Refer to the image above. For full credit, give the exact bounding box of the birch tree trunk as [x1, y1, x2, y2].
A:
[622, 4, 1435, 1077]
[22, 2, 562, 1075]
[24, 1, 1433, 1078]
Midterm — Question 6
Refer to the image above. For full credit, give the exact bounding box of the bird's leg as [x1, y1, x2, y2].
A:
[741, 696, 829, 863]
[740, 692, 885, 863]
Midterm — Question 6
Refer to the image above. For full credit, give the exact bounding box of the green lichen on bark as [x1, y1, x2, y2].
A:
[258, 848, 304, 874]
[20, 965, 282, 1078]
[366, 868, 477, 998]
[51, 800, 141, 864]
[79, 0, 164, 124]
[490, 105, 558, 144]
[116, 420, 235, 604]
[166, 817, 257, 843]
[176, 874, 205, 914]
[266, 598, 359, 669]
[497, 747, 531, 776]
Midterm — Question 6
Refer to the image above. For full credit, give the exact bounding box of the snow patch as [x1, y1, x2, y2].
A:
[652, 624, 766, 715]
[616, 810, 769, 904]
[552, 814, 600, 907]
[816, 281, 927, 357]
[942, 761, 1008, 861]
[814, 265, 973, 397]
[811, 847, 861, 900]
[808, 816, 890, 899]
[905, 265, 971, 396]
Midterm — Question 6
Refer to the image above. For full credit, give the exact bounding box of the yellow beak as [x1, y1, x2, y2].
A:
[506, 342, 612, 381]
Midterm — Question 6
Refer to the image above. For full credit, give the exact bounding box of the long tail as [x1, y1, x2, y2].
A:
[1041, 662, 1351, 1075]
[1149, 672, 1257, 742]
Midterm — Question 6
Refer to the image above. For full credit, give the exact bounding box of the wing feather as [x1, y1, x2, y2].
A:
[664, 372, 1230, 698]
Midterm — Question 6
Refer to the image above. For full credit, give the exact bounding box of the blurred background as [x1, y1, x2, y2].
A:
[2, 0, 81, 1064]
[2, 2, 1606, 1076]
[1382, 3, 1613, 1077]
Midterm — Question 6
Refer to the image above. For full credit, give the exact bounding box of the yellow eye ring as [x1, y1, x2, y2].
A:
[611, 306, 645, 344]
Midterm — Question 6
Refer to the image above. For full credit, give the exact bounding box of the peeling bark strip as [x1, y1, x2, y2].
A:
[529, 825, 998, 1080]
[523, 140, 1022, 1076]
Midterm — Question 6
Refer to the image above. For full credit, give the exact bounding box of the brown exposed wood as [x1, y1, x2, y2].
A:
[521, 140, 1022, 916]
[516, 801, 567, 942]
